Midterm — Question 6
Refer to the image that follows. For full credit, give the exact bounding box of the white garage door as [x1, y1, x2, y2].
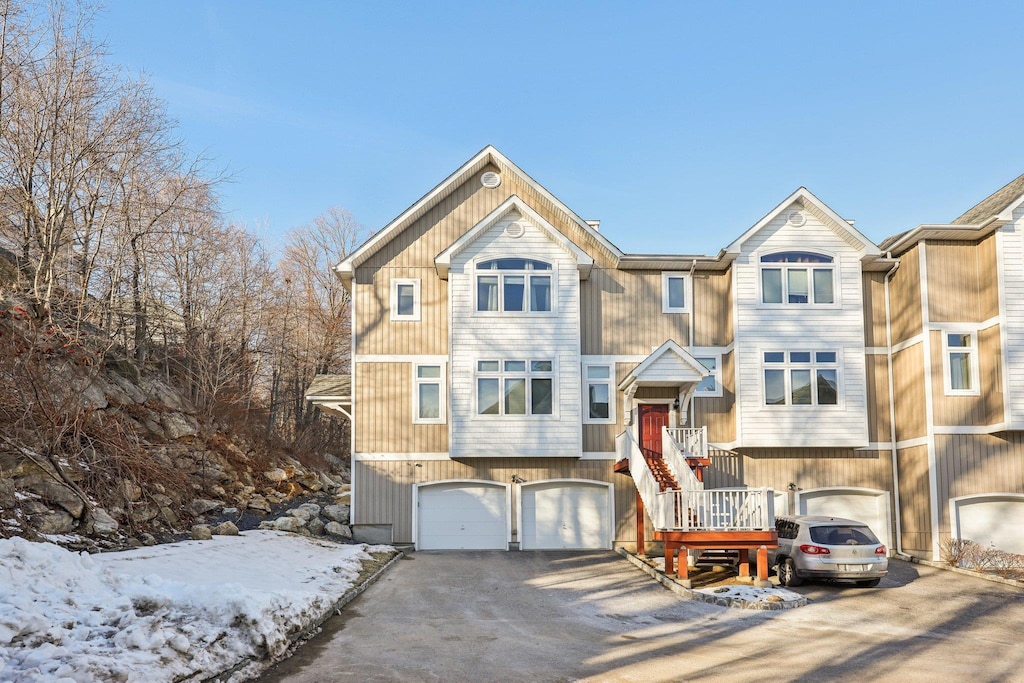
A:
[952, 495, 1024, 554]
[798, 488, 891, 552]
[417, 482, 508, 550]
[521, 481, 611, 550]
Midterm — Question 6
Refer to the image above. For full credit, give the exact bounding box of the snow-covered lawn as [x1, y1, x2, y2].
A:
[0, 531, 395, 682]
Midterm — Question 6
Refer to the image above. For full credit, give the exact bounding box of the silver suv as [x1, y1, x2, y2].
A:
[771, 515, 888, 587]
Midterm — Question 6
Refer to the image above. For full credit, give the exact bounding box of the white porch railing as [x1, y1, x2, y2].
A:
[665, 426, 707, 458]
[657, 488, 776, 532]
[662, 428, 703, 492]
[617, 429, 775, 532]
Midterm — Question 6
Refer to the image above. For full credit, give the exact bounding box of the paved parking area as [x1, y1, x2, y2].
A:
[261, 551, 1024, 683]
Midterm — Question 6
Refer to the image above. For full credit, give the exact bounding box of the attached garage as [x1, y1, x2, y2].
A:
[415, 481, 510, 550]
[519, 480, 612, 550]
[950, 494, 1024, 554]
[797, 487, 892, 553]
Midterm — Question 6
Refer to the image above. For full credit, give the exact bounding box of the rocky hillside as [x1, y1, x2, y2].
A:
[0, 295, 348, 552]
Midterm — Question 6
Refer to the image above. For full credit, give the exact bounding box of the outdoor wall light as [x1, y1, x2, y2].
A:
[787, 482, 797, 491]
[511, 474, 526, 484]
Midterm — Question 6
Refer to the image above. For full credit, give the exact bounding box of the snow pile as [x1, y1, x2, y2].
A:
[0, 531, 392, 682]
[695, 584, 803, 604]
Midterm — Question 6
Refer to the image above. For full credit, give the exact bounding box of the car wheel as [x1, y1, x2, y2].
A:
[778, 557, 803, 587]
[856, 578, 881, 588]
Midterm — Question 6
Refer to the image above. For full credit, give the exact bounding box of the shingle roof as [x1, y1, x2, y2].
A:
[953, 172, 1024, 225]
[305, 374, 351, 399]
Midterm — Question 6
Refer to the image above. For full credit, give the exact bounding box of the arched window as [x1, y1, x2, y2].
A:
[476, 258, 553, 312]
[760, 252, 835, 305]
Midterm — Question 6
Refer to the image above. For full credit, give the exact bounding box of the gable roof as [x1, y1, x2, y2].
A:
[434, 195, 594, 280]
[724, 187, 881, 262]
[953, 172, 1024, 225]
[618, 340, 709, 390]
[336, 146, 623, 281]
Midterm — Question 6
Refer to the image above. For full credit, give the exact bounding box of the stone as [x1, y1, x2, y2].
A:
[189, 498, 223, 516]
[298, 475, 323, 492]
[248, 495, 271, 513]
[141, 377, 186, 411]
[127, 537, 144, 548]
[258, 521, 276, 530]
[140, 533, 157, 546]
[162, 412, 198, 440]
[298, 503, 322, 516]
[159, 506, 179, 526]
[120, 479, 143, 503]
[32, 509, 75, 535]
[307, 517, 325, 536]
[221, 507, 239, 515]
[287, 508, 313, 523]
[325, 522, 352, 539]
[322, 505, 350, 524]
[128, 504, 159, 524]
[190, 524, 213, 540]
[90, 508, 119, 536]
[213, 521, 239, 536]
[19, 476, 85, 519]
[273, 517, 305, 533]
[152, 493, 173, 507]
[263, 468, 288, 483]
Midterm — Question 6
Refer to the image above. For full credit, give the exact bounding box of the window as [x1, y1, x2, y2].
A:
[763, 350, 839, 406]
[583, 364, 615, 423]
[413, 364, 445, 423]
[390, 278, 421, 321]
[695, 355, 722, 397]
[477, 359, 554, 416]
[475, 259, 553, 313]
[662, 272, 690, 313]
[760, 252, 835, 305]
[943, 331, 979, 395]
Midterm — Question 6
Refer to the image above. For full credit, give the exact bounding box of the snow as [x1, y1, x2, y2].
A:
[0, 531, 393, 682]
[694, 584, 803, 603]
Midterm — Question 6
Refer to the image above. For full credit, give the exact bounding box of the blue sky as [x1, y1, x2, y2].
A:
[95, 1, 1024, 256]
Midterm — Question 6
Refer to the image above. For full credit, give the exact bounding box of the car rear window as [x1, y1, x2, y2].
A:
[809, 525, 879, 545]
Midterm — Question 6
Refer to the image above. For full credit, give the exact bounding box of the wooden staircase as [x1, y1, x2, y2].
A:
[640, 446, 679, 492]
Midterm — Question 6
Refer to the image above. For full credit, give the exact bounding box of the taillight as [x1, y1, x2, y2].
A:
[799, 544, 830, 555]
[875, 545, 887, 555]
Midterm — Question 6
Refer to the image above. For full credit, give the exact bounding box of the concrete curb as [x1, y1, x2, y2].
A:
[616, 547, 807, 610]
[203, 548, 405, 682]
[900, 555, 1024, 590]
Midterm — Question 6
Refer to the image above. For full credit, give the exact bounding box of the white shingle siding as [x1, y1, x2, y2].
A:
[734, 208, 870, 447]
[449, 212, 582, 457]
[1000, 207, 1024, 424]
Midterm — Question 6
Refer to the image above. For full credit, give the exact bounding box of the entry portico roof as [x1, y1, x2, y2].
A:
[618, 340, 709, 391]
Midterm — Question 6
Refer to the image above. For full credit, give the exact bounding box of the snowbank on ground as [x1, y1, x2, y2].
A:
[0, 531, 392, 682]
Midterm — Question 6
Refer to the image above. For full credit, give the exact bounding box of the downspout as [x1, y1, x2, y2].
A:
[688, 259, 697, 428]
[883, 254, 910, 558]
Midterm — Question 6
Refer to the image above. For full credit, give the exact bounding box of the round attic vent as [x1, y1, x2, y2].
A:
[787, 211, 806, 227]
[505, 222, 525, 238]
[481, 171, 501, 188]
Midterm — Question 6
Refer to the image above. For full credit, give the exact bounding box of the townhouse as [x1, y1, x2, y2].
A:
[307, 147, 1024, 561]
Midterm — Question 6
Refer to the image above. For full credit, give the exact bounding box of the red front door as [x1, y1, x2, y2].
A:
[638, 404, 669, 455]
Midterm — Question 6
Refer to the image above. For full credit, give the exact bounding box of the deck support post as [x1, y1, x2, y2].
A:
[664, 541, 687, 579]
[737, 549, 750, 578]
[756, 545, 769, 582]
[636, 490, 646, 558]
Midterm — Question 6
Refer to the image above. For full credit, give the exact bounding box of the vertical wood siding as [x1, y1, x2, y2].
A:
[862, 272, 889, 348]
[354, 458, 637, 545]
[355, 266, 447, 355]
[693, 350, 736, 443]
[896, 445, 931, 553]
[930, 328, 1004, 427]
[580, 268, 689, 355]
[933, 433, 1024, 541]
[693, 271, 733, 346]
[888, 244, 922, 345]
[925, 239, 1000, 323]
[892, 344, 927, 441]
[354, 363, 448, 453]
[865, 354, 892, 443]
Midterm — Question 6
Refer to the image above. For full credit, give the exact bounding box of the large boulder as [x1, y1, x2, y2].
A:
[90, 508, 119, 536]
[18, 476, 85, 519]
[32, 509, 75, 535]
[325, 522, 352, 539]
[213, 521, 239, 536]
[248, 495, 271, 513]
[190, 524, 213, 540]
[189, 498, 223, 516]
[263, 468, 289, 483]
[162, 412, 198, 440]
[322, 505, 350, 524]
[307, 517, 325, 536]
[273, 517, 305, 533]
[287, 508, 313, 524]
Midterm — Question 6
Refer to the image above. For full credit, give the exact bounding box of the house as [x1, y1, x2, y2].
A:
[306, 147, 1024, 563]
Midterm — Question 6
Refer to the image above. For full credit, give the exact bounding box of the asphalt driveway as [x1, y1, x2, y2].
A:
[261, 551, 1024, 683]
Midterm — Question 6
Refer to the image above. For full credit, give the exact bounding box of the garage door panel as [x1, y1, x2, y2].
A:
[955, 497, 1024, 554]
[418, 483, 507, 550]
[521, 482, 610, 550]
[799, 489, 890, 551]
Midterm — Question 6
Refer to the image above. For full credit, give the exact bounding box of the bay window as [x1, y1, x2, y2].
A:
[476, 259, 553, 313]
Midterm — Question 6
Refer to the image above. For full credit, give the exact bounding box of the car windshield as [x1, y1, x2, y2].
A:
[809, 525, 879, 545]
